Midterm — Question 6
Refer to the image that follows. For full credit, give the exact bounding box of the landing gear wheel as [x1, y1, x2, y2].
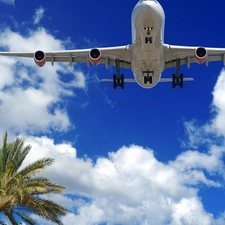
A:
[172, 73, 184, 88]
[172, 59, 184, 89]
[144, 76, 147, 84]
[149, 76, 152, 84]
[144, 75, 153, 84]
[145, 37, 148, 44]
[113, 59, 125, 89]
[113, 74, 124, 89]
[145, 37, 152, 44]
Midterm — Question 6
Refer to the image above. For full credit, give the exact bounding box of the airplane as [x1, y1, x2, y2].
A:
[1, 0, 225, 89]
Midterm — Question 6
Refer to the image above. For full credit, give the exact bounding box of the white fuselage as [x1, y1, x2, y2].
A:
[131, 0, 165, 88]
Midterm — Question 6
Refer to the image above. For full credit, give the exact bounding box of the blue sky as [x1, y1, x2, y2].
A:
[0, 0, 225, 224]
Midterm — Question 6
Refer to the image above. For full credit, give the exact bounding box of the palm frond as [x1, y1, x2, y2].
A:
[0, 195, 15, 211]
[0, 133, 31, 173]
[19, 196, 67, 225]
[15, 212, 36, 225]
[5, 211, 18, 225]
[0, 132, 67, 224]
[23, 177, 65, 195]
[0, 132, 10, 173]
[18, 158, 54, 178]
[10, 139, 31, 170]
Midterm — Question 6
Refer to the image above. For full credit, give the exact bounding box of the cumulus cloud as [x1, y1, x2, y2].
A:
[0, 0, 14, 5]
[15, 68, 225, 225]
[19, 136, 225, 225]
[212, 69, 225, 136]
[0, 28, 86, 134]
[182, 69, 225, 149]
[33, 6, 45, 25]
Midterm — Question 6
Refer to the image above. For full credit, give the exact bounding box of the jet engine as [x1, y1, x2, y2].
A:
[89, 48, 102, 65]
[195, 47, 208, 64]
[34, 50, 47, 67]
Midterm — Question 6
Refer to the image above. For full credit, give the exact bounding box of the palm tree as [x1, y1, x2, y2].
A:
[0, 132, 67, 225]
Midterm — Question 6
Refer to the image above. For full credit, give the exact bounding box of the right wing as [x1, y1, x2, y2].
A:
[0, 45, 132, 69]
[164, 44, 225, 69]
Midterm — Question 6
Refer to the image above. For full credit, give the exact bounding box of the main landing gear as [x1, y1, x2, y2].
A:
[113, 59, 124, 89]
[144, 27, 153, 44]
[172, 59, 183, 88]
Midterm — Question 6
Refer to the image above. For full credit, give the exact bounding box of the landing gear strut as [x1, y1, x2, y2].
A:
[144, 27, 153, 44]
[113, 59, 124, 89]
[172, 59, 183, 88]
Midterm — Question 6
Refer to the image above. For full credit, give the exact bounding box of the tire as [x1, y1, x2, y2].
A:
[145, 37, 148, 44]
[149, 76, 152, 84]
[113, 74, 117, 89]
[144, 76, 147, 84]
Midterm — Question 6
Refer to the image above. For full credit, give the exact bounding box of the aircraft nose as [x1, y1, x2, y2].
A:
[140, 0, 156, 3]
[139, 0, 158, 9]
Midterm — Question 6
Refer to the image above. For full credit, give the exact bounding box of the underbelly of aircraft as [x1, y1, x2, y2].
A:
[131, 46, 165, 88]
[134, 72, 161, 88]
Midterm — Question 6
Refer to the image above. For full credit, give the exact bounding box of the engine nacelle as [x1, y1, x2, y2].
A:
[195, 47, 208, 64]
[34, 50, 46, 67]
[89, 48, 102, 65]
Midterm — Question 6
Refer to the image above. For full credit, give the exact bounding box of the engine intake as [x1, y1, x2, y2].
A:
[89, 48, 102, 65]
[195, 47, 207, 64]
[34, 50, 46, 67]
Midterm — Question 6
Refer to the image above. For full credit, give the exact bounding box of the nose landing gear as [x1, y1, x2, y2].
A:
[144, 27, 153, 44]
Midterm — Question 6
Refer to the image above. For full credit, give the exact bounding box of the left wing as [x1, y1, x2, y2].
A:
[164, 44, 225, 69]
[0, 45, 132, 69]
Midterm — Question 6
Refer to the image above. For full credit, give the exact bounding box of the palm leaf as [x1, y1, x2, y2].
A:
[0, 132, 67, 224]
[18, 158, 54, 178]
[15, 212, 36, 225]
[0, 132, 9, 173]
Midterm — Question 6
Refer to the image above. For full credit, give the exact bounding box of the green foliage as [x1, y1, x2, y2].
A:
[0, 132, 67, 225]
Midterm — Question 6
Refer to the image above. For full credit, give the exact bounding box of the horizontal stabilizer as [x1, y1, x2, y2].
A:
[160, 78, 194, 82]
[101, 78, 136, 83]
[101, 78, 194, 83]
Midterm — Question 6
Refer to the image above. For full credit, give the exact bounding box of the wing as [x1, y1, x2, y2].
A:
[164, 44, 225, 69]
[0, 45, 132, 69]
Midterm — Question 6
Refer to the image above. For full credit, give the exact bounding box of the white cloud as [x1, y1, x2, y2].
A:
[20, 137, 225, 225]
[212, 68, 225, 136]
[183, 68, 225, 143]
[2, 68, 225, 224]
[0, 28, 86, 133]
[33, 6, 45, 25]
[0, 0, 14, 5]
